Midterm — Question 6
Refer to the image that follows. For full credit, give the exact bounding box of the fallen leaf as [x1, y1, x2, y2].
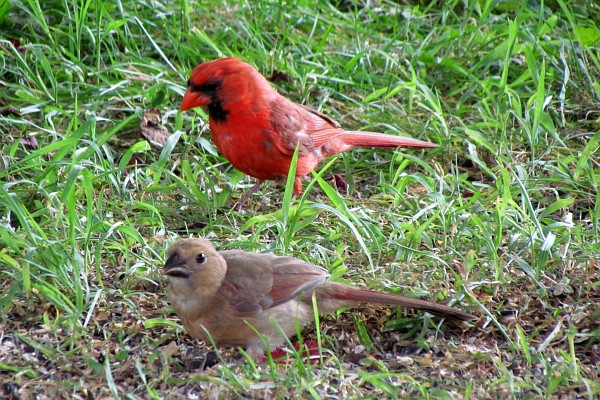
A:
[162, 341, 179, 358]
[268, 70, 291, 83]
[332, 173, 348, 191]
[140, 108, 170, 148]
[20, 135, 38, 149]
[0, 106, 20, 117]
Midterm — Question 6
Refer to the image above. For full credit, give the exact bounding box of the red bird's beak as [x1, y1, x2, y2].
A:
[180, 88, 210, 111]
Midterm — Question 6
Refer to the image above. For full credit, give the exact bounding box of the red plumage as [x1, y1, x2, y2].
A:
[181, 58, 437, 205]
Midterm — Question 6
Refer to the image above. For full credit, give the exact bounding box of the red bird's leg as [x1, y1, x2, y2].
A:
[264, 340, 321, 364]
[234, 181, 263, 211]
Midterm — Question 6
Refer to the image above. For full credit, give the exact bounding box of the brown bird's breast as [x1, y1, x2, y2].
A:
[181, 298, 314, 350]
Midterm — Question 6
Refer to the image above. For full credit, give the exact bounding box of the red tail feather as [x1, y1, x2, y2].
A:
[341, 131, 438, 148]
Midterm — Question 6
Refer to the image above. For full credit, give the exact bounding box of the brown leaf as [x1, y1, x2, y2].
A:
[20, 135, 39, 149]
[332, 173, 348, 191]
[140, 108, 170, 148]
[0, 106, 20, 117]
[162, 341, 179, 358]
[268, 70, 291, 83]
[173, 221, 208, 232]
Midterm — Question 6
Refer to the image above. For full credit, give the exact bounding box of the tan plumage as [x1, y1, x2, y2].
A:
[163, 238, 476, 359]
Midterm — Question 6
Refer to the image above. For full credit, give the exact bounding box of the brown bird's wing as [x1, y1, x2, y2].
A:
[268, 254, 329, 307]
[220, 251, 328, 316]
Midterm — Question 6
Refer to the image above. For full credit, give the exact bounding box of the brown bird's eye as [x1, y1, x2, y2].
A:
[196, 253, 207, 264]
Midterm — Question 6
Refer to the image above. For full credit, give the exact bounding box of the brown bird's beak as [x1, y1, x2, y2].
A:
[180, 88, 210, 112]
[163, 253, 189, 278]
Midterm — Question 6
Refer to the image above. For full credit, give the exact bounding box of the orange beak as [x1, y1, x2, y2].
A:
[180, 88, 210, 112]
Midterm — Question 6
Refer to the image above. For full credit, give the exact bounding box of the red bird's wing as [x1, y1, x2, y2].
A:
[220, 251, 328, 316]
[267, 100, 344, 157]
[297, 103, 341, 129]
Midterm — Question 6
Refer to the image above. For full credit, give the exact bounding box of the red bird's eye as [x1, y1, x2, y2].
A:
[196, 253, 207, 264]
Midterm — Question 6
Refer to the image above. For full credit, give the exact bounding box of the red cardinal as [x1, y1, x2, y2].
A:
[180, 58, 438, 207]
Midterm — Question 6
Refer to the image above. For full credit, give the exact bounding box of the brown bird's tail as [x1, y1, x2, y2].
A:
[342, 131, 439, 149]
[318, 283, 475, 322]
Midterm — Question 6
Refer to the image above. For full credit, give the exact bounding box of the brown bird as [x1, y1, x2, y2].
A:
[180, 58, 438, 208]
[163, 238, 475, 359]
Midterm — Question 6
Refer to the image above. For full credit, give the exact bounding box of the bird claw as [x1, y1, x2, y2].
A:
[233, 181, 263, 211]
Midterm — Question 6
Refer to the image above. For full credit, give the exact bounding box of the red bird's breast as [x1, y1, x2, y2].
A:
[209, 113, 304, 182]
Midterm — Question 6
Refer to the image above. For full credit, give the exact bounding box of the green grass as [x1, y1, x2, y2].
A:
[1, 0, 599, 398]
